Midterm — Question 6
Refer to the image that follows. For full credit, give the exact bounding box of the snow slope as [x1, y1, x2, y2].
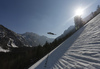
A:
[29, 13, 100, 69]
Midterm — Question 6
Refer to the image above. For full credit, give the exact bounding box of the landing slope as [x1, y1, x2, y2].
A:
[29, 14, 100, 69]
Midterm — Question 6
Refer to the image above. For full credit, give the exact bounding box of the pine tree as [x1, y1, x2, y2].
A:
[74, 16, 83, 30]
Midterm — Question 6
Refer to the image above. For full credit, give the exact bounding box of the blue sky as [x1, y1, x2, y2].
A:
[0, 0, 100, 38]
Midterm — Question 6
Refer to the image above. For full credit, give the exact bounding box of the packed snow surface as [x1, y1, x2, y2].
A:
[29, 14, 100, 69]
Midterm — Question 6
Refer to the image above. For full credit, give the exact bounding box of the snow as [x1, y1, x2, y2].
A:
[11, 42, 18, 47]
[0, 47, 9, 52]
[7, 38, 18, 47]
[29, 13, 100, 69]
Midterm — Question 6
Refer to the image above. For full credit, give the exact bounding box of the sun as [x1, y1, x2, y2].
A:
[75, 7, 84, 16]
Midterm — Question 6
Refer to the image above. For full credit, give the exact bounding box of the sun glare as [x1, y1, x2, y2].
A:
[75, 7, 84, 16]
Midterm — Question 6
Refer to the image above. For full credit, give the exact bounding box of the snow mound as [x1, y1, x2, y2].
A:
[29, 13, 100, 69]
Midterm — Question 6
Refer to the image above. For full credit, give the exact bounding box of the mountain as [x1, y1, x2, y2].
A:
[29, 13, 100, 69]
[21, 32, 54, 46]
[0, 25, 54, 52]
[0, 25, 28, 52]
[56, 25, 75, 40]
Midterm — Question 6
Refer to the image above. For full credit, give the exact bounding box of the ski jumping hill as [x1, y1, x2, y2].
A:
[29, 13, 100, 69]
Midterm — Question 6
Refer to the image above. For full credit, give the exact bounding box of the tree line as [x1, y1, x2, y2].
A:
[0, 26, 77, 69]
[74, 5, 100, 30]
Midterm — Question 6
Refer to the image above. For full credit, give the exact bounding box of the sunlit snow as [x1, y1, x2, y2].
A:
[29, 13, 100, 69]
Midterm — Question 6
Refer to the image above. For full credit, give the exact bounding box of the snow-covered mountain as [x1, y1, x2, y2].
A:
[0, 25, 28, 52]
[56, 25, 75, 40]
[29, 13, 100, 69]
[0, 25, 54, 52]
[21, 32, 54, 46]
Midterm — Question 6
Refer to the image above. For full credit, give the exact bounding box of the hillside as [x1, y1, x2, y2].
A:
[56, 25, 75, 40]
[0, 25, 27, 50]
[21, 32, 54, 46]
[0, 25, 54, 52]
[29, 13, 100, 69]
